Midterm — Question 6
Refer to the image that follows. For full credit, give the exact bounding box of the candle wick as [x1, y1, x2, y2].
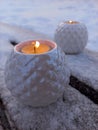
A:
[34, 46, 36, 53]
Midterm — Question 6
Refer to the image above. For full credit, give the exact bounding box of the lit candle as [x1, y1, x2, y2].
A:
[20, 40, 52, 54]
[6, 39, 70, 107]
[65, 20, 79, 24]
[55, 20, 88, 54]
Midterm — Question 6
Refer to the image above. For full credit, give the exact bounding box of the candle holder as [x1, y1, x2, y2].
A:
[5, 40, 70, 107]
[54, 21, 88, 54]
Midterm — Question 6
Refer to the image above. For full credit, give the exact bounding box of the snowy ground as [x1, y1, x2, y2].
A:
[0, 0, 98, 51]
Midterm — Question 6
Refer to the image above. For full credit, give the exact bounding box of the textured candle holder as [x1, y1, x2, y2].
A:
[5, 40, 70, 107]
[54, 21, 88, 54]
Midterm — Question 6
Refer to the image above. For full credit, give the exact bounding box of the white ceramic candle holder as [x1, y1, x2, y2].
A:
[54, 21, 88, 54]
[5, 40, 70, 107]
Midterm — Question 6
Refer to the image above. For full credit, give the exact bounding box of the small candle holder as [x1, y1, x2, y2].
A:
[54, 20, 88, 54]
[5, 39, 70, 107]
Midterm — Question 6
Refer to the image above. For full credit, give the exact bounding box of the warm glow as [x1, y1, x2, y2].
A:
[65, 20, 79, 24]
[21, 40, 52, 54]
[69, 20, 73, 23]
[35, 41, 40, 48]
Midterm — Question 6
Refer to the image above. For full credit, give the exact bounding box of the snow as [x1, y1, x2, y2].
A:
[0, 0, 98, 51]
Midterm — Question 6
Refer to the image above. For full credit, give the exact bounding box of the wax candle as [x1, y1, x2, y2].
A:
[65, 20, 79, 24]
[21, 40, 52, 54]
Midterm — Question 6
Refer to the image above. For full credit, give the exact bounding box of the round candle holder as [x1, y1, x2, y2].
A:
[54, 21, 88, 54]
[5, 40, 70, 107]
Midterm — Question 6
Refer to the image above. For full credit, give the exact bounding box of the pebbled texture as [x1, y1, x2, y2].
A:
[5, 46, 70, 107]
[55, 22, 88, 54]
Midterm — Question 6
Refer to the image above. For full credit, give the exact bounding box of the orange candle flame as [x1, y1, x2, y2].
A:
[33, 41, 40, 53]
[69, 20, 73, 24]
[35, 41, 40, 48]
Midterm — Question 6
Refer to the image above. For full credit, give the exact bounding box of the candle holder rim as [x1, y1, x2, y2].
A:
[59, 20, 80, 25]
[65, 21, 79, 24]
[14, 39, 57, 55]
[58, 21, 87, 27]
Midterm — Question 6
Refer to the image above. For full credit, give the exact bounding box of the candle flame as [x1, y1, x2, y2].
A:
[69, 20, 73, 24]
[35, 41, 40, 48]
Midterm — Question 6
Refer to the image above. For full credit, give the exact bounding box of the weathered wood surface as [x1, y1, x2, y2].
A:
[66, 49, 98, 91]
[0, 22, 98, 130]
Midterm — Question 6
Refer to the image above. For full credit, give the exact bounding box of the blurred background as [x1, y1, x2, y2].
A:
[0, 0, 98, 51]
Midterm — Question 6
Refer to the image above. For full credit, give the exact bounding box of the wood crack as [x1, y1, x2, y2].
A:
[69, 76, 98, 104]
[0, 97, 12, 130]
[10, 40, 18, 46]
